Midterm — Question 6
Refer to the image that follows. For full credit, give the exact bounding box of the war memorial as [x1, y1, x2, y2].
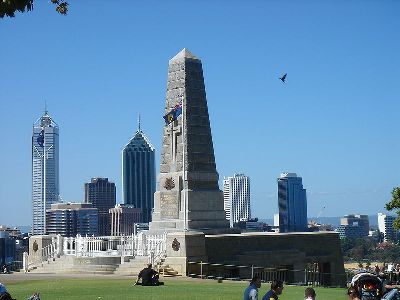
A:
[25, 49, 346, 287]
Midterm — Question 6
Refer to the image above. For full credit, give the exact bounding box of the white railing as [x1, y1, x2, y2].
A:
[148, 234, 167, 267]
[63, 235, 130, 257]
[24, 232, 167, 271]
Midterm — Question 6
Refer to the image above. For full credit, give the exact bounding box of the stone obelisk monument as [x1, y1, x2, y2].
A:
[149, 49, 229, 232]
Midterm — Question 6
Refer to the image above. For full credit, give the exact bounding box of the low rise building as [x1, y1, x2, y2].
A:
[46, 203, 98, 237]
[109, 204, 142, 236]
[336, 214, 369, 239]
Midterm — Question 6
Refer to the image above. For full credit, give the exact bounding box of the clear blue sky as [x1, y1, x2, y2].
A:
[1, 1, 399, 226]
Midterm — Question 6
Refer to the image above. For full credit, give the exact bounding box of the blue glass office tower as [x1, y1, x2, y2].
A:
[122, 122, 155, 223]
[32, 110, 60, 235]
[278, 173, 308, 232]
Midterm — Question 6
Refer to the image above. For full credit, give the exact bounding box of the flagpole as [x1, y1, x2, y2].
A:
[182, 97, 187, 231]
[43, 129, 46, 234]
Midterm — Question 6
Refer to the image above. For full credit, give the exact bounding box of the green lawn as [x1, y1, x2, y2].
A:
[5, 277, 348, 300]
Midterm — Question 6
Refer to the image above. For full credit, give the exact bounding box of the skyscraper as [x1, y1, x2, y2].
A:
[223, 174, 251, 228]
[32, 109, 59, 235]
[84, 177, 116, 236]
[278, 173, 308, 232]
[122, 120, 155, 223]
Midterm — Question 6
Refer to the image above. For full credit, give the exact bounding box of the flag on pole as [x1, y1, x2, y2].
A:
[37, 129, 44, 147]
[163, 101, 182, 125]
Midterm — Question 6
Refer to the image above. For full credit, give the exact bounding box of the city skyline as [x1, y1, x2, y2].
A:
[1, 1, 399, 226]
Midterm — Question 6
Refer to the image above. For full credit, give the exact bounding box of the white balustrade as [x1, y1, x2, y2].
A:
[24, 232, 168, 272]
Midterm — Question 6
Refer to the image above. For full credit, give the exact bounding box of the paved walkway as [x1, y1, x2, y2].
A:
[0, 272, 228, 284]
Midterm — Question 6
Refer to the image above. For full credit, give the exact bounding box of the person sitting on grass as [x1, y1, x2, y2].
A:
[134, 263, 163, 286]
[304, 287, 316, 300]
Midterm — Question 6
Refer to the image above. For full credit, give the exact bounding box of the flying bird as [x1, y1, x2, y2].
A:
[279, 73, 287, 83]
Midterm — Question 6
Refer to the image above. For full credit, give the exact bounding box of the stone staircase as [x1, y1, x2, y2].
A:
[113, 256, 149, 276]
[158, 265, 180, 277]
[27, 254, 180, 277]
[28, 255, 119, 275]
[114, 256, 180, 277]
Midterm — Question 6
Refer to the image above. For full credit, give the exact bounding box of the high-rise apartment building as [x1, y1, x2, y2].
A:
[223, 174, 251, 228]
[46, 203, 98, 237]
[122, 123, 155, 223]
[278, 173, 308, 232]
[84, 178, 116, 236]
[378, 213, 399, 242]
[32, 110, 60, 235]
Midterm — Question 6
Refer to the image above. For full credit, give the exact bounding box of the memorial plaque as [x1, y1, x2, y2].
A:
[160, 193, 179, 219]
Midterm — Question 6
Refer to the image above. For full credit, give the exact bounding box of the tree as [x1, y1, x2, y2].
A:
[0, 0, 68, 18]
[385, 187, 400, 229]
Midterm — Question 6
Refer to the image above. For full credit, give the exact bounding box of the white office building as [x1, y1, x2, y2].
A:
[223, 174, 251, 227]
[378, 213, 398, 242]
[32, 110, 60, 235]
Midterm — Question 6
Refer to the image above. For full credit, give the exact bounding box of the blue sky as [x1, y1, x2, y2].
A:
[1, 1, 399, 226]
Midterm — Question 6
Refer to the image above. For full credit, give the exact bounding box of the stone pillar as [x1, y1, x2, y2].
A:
[23, 251, 28, 273]
[149, 48, 229, 232]
[110, 210, 114, 236]
[164, 231, 207, 275]
[28, 235, 54, 261]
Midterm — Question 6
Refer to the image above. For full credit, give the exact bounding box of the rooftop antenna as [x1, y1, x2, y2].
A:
[138, 114, 141, 132]
[44, 100, 48, 115]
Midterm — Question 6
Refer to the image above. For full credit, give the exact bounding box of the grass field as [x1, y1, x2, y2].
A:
[2, 277, 349, 300]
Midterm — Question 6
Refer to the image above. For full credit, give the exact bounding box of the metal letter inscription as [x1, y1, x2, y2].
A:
[160, 193, 179, 219]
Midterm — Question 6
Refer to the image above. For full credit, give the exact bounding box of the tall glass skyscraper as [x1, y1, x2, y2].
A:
[278, 173, 308, 232]
[223, 174, 251, 228]
[32, 110, 59, 235]
[122, 123, 155, 223]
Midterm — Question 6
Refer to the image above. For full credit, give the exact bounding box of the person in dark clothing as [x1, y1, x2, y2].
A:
[243, 275, 262, 300]
[262, 280, 284, 300]
[134, 264, 161, 286]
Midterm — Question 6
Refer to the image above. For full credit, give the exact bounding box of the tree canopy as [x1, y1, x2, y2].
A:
[0, 0, 68, 18]
[385, 187, 400, 230]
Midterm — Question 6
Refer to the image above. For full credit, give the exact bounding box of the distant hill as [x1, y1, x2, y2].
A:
[17, 225, 31, 233]
[15, 215, 380, 233]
